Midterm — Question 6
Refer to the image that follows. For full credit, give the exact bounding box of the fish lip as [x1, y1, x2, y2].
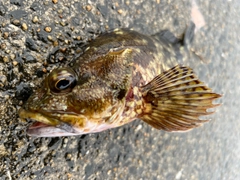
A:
[19, 108, 119, 137]
[28, 122, 49, 129]
[26, 122, 79, 137]
[18, 108, 60, 126]
[19, 108, 87, 137]
[18, 108, 75, 137]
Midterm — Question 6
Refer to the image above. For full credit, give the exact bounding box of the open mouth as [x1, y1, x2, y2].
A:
[18, 108, 59, 126]
[18, 108, 78, 137]
[27, 122, 78, 137]
[18, 108, 116, 137]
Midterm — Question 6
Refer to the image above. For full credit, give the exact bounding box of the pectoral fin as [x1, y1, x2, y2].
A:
[139, 65, 221, 132]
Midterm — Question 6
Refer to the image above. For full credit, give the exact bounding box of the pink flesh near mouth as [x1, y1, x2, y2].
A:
[27, 121, 118, 137]
[28, 122, 49, 129]
[27, 122, 78, 137]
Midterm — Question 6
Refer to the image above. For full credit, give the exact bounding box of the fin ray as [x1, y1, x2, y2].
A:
[139, 65, 221, 132]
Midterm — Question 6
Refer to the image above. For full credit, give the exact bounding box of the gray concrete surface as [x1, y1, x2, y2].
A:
[0, 0, 240, 179]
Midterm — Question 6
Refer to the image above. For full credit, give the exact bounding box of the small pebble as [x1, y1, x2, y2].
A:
[0, 43, 6, 49]
[52, 0, 58, 4]
[44, 1, 49, 5]
[63, 138, 68, 144]
[60, 47, 67, 52]
[95, 11, 100, 15]
[65, 153, 72, 160]
[13, 61, 18, 66]
[115, 2, 119, 7]
[32, 16, 39, 23]
[44, 26, 52, 33]
[25, 55, 36, 62]
[53, 41, 58, 46]
[3, 56, 9, 63]
[43, 61, 48, 66]
[3, 32, 9, 39]
[42, 68, 47, 73]
[86, 5, 92, 11]
[57, 9, 63, 14]
[58, 56, 64, 61]
[60, 21, 66, 26]
[64, 39, 69, 44]
[21, 23, 28, 31]
[10, 54, 15, 60]
[47, 35, 53, 41]
[0, 75, 7, 85]
[12, 19, 21, 26]
[117, 9, 123, 14]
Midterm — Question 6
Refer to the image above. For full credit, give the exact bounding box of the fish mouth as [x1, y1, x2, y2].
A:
[19, 108, 118, 137]
[18, 108, 79, 137]
[27, 122, 79, 137]
[18, 108, 59, 126]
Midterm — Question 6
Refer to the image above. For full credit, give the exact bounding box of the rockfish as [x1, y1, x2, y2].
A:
[19, 27, 221, 137]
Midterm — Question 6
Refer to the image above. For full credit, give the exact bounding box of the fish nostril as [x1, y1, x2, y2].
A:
[77, 72, 91, 86]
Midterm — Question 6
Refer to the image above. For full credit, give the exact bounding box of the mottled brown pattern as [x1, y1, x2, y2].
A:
[18, 29, 221, 137]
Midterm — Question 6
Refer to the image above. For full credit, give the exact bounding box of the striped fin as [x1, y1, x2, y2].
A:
[139, 65, 221, 132]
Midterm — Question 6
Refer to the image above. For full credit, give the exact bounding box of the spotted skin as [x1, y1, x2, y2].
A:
[18, 29, 221, 137]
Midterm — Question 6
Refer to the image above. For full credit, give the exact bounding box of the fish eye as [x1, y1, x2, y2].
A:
[56, 78, 74, 90]
[48, 68, 77, 94]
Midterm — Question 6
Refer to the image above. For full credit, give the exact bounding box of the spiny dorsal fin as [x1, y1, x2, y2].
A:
[139, 65, 221, 132]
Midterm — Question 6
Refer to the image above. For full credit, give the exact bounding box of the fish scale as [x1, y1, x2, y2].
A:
[18, 28, 221, 137]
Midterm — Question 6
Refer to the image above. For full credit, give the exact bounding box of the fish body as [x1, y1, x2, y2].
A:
[19, 28, 221, 137]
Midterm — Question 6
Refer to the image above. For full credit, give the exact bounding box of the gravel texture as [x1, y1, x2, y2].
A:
[0, 0, 240, 179]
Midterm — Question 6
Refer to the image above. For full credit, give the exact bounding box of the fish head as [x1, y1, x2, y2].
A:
[19, 64, 130, 137]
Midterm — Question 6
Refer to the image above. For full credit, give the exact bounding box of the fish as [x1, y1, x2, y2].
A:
[18, 26, 221, 137]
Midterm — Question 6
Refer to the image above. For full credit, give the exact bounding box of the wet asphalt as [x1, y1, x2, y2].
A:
[0, 0, 240, 179]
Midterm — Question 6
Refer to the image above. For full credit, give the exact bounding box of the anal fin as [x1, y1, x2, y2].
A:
[138, 65, 221, 132]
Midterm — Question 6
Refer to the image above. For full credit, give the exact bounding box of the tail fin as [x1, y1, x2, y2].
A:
[139, 65, 221, 132]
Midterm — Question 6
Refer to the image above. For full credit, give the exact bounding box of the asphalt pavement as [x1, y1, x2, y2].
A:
[0, 0, 240, 179]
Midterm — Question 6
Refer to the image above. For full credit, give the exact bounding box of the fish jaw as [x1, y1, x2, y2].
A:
[27, 122, 78, 137]
[18, 108, 60, 126]
[26, 121, 118, 137]
[18, 95, 129, 137]
[19, 107, 119, 137]
[18, 108, 74, 137]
